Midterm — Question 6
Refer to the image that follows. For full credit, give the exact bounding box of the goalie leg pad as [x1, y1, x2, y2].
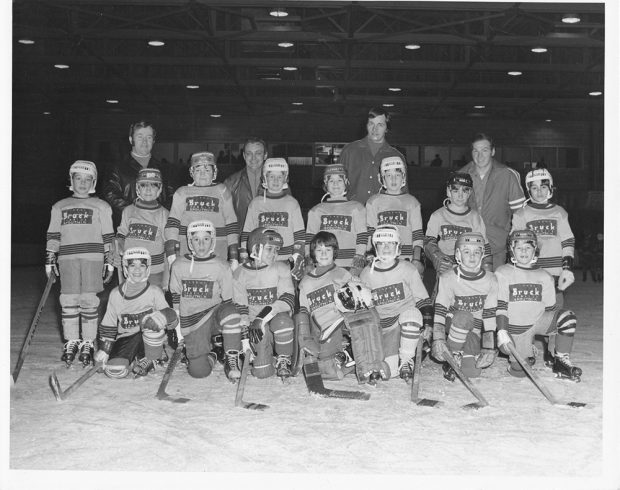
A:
[105, 332, 144, 378]
[251, 329, 276, 379]
[104, 358, 130, 379]
[343, 308, 386, 381]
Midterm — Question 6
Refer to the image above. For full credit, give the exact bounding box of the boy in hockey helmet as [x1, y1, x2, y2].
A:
[512, 168, 575, 306]
[359, 225, 433, 383]
[168, 220, 243, 380]
[240, 158, 306, 281]
[494, 230, 582, 381]
[95, 247, 179, 378]
[366, 156, 424, 276]
[45, 160, 115, 367]
[116, 168, 169, 289]
[305, 164, 368, 276]
[165, 151, 240, 271]
[233, 227, 297, 380]
[424, 172, 492, 277]
[431, 232, 499, 380]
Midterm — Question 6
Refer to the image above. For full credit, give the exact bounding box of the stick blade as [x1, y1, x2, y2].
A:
[564, 401, 587, 408]
[323, 389, 370, 401]
[156, 392, 191, 403]
[416, 398, 443, 407]
[49, 372, 63, 401]
[238, 402, 269, 410]
[462, 401, 488, 410]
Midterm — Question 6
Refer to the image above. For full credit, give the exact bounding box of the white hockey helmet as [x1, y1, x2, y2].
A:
[135, 168, 163, 201]
[454, 232, 485, 269]
[122, 247, 151, 282]
[190, 151, 217, 182]
[262, 157, 289, 189]
[187, 219, 217, 255]
[525, 168, 554, 201]
[334, 282, 375, 312]
[372, 225, 401, 264]
[69, 160, 98, 194]
[508, 229, 539, 265]
[380, 156, 407, 189]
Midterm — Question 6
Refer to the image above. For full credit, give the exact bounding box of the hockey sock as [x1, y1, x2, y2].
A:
[143, 329, 166, 361]
[399, 322, 421, 364]
[555, 310, 576, 354]
[272, 315, 295, 357]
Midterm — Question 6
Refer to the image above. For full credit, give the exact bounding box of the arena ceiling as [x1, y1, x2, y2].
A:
[13, 1, 605, 121]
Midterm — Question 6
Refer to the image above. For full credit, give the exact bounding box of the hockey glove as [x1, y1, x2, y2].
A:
[350, 254, 367, 277]
[239, 249, 250, 265]
[94, 338, 115, 365]
[420, 305, 434, 343]
[558, 270, 575, 291]
[241, 325, 253, 357]
[229, 259, 239, 272]
[476, 348, 497, 369]
[45, 250, 59, 278]
[102, 252, 114, 284]
[431, 339, 449, 362]
[249, 306, 275, 344]
[290, 253, 305, 281]
[296, 313, 319, 358]
[166, 328, 179, 351]
[496, 329, 514, 356]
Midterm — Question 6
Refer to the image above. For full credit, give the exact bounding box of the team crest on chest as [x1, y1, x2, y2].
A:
[440, 224, 472, 241]
[185, 196, 219, 213]
[509, 283, 542, 302]
[127, 223, 158, 241]
[373, 283, 405, 306]
[62, 208, 93, 225]
[247, 287, 277, 305]
[527, 219, 557, 237]
[182, 279, 214, 299]
[120, 310, 151, 330]
[307, 284, 336, 311]
[454, 295, 486, 312]
[320, 215, 352, 232]
[259, 212, 288, 228]
[377, 210, 407, 227]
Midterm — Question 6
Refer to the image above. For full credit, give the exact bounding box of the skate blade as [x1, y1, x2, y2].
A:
[416, 398, 443, 407]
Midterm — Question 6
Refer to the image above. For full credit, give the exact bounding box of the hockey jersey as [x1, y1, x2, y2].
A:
[241, 193, 305, 260]
[117, 201, 169, 282]
[305, 199, 368, 268]
[46, 196, 114, 261]
[169, 254, 234, 335]
[434, 267, 498, 334]
[165, 184, 239, 260]
[298, 265, 352, 330]
[511, 202, 575, 278]
[495, 263, 556, 335]
[359, 259, 431, 329]
[232, 261, 295, 324]
[99, 282, 169, 341]
[366, 191, 424, 260]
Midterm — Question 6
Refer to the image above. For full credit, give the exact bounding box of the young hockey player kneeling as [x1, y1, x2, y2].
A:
[494, 230, 582, 381]
[233, 227, 296, 380]
[431, 232, 498, 380]
[169, 220, 242, 379]
[297, 232, 357, 380]
[94, 248, 179, 378]
[359, 225, 433, 383]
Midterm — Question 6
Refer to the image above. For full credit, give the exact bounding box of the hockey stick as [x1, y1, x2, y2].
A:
[302, 352, 370, 400]
[155, 343, 190, 403]
[443, 352, 489, 409]
[235, 349, 269, 410]
[12, 273, 56, 383]
[506, 343, 586, 408]
[49, 362, 102, 401]
[411, 331, 442, 407]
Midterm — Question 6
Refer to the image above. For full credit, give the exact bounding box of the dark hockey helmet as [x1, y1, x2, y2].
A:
[247, 227, 284, 262]
[446, 172, 473, 189]
[190, 151, 218, 182]
[136, 168, 163, 201]
[508, 229, 539, 264]
[454, 232, 485, 269]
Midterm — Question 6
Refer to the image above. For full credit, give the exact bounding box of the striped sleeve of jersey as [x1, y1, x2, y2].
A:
[482, 274, 498, 332]
[305, 206, 320, 256]
[164, 188, 184, 241]
[45, 204, 63, 252]
[219, 184, 240, 247]
[507, 167, 526, 211]
[274, 261, 295, 313]
[99, 288, 122, 341]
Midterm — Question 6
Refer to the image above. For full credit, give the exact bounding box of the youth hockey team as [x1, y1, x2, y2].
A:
[43, 129, 583, 403]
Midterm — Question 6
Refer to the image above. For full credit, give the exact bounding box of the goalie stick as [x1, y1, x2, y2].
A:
[302, 353, 370, 400]
[156, 343, 190, 403]
[235, 349, 269, 410]
[444, 352, 489, 410]
[411, 331, 442, 407]
[506, 343, 586, 408]
[12, 273, 56, 383]
[49, 362, 102, 401]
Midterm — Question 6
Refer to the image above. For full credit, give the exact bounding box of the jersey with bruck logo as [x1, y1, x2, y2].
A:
[512, 203, 575, 277]
[169, 254, 234, 335]
[117, 201, 169, 281]
[298, 265, 352, 329]
[98, 283, 169, 341]
[366, 191, 424, 261]
[305, 199, 368, 269]
[434, 267, 498, 335]
[232, 261, 295, 324]
[241, 194, 305, 260]
[165, 184, 239, 259]
[494, 263, 556, 335]
[425, 205, 491, 258]
[46, 196, 114, 261]
[359, 259, 431, 329]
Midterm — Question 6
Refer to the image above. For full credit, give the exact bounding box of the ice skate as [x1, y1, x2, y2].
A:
[78, 340, 94, 367]
[399, 357, 414, 384]
[334, 350, 355, 375]
[367, 370, 382, 386]
[275, 354, 292, 381]
[61, 339, 80, 367]
[224, 350, 241, 383]
[211, 334, 225, 364]
[543, 348, 555, 368]
[442, 352, 461, 382]
[552, 353, 582, 382]
[132, 357, 156, 378]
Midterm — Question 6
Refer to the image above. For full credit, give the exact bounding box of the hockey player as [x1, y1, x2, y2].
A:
[424, 172, 492, 276]
[116, 168, 169, 289]
[305, 165, 368, 276]
[366, 156, 424, 276]
[94, 248, 179, 378]
[495, 230, 582, 381]
[169, 220, 243, 380]
[165, 151, 239, 270]
[298, 232, 356, 380]
[240, 158, 306, 281]
[512, 169, 576, 306]
[431, 232, 498, 380]
[45, 160, 115, 367]
[359, 225, 433, 382]
[233, 227, 297, 380]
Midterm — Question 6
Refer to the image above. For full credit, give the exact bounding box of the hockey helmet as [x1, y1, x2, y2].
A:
[508, 229, 538, 265]
[136, 168, 163, 201]
[247, 227, 283, 264]
[190, 151, 217, 183]
[380, 156, 407, 189]
[69, 160, 98, 194]
[446, 172, 473, 189]
[454, 232, 485, 270]
[262, 158, 289, 190]
[525, 168, 554, 201]
[372, 225, 401, 264]
[322, 164, 349, 195]
[187, 220, 217, 255]
[122, 247, 151, 282]
[334, 282, 375, 312]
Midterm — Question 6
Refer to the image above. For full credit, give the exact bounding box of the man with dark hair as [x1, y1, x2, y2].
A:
[104, 120, 173, 228]
[223, 137, 268, 232]
[339, 107, 407, 205]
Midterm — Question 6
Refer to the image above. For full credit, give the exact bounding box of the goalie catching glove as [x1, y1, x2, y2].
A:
[141, 308, 178, 332]
[334, 283, 375, 312]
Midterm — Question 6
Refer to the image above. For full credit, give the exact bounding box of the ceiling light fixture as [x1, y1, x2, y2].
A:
[291, 102, 303, 106]
[507, 71, 522, 76]
[382, 103, 394, 107]
[545, 119, 552, 122]
[283, 66, 297, 71]
[210, 114, 222, 118]
[270, 8, 288, 17]
[148, 40, 165, 47]
[531, 47, 548, 53]
[54, 64, 70, 69]
[405, 44, 420, 50]
[474, 105, 486, 109]
[18, 39, 35, 45]
[186, 85, 200, 89]
[589, 91, 602, 96]
[106, 99, 119, 104]
[388, 87, 401, 92]
[562, 13, 581, 24]
[278, 42, 294, 48]
[43, 111, 51, 115]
